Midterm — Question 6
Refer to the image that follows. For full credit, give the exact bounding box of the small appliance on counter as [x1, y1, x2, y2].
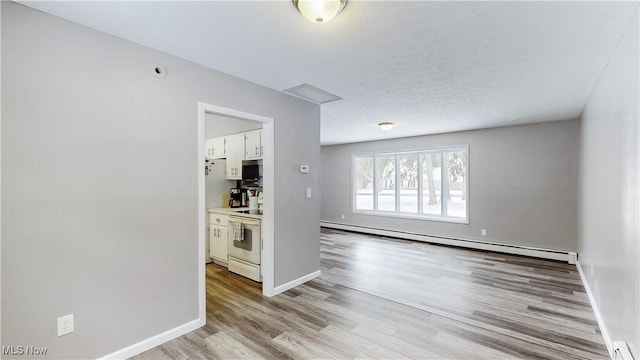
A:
[229, 188, 245, 208]
[245, 188, 262, 210]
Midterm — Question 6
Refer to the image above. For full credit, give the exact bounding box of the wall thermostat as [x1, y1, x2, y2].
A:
[300, 165, 310, 173]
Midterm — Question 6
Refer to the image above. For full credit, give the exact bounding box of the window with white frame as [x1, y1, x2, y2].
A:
[353, 146, 468, 223]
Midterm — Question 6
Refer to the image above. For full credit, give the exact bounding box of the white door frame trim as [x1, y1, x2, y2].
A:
[197, 102, 275, 321]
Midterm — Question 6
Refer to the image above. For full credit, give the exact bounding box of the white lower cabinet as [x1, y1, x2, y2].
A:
[209, 213, 229, 264]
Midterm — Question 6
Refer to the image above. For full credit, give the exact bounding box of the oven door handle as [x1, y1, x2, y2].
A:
[229, 217, 260, 226]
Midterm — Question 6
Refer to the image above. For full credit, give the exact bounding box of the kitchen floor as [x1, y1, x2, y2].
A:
[131, 228, 608, 359]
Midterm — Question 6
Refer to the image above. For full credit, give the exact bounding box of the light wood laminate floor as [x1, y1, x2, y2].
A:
[132, 228, 607, 359]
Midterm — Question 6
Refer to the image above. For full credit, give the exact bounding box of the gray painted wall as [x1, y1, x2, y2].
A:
[578, 9, 639, 356]
[204, 113, 261, 139]
[321, 120, 579, 252]
[1, 2, 320, 359]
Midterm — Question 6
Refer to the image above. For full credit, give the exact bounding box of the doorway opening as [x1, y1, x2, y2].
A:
[197, 103, 275, 322]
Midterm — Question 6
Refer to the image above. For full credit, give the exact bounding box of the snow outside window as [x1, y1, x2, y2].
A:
[352, 146, 468, 224]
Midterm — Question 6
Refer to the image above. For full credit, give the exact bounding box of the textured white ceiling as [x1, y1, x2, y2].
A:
[20, 1, 639, 145]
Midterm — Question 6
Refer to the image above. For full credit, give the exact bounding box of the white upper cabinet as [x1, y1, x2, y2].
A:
[205, 137, 226, 159]
[244, 129, 262, 160]
[210, 137, 226, 159]
[225, 133, 245, 180]
[205, 138, 214, 159]
[206, 129, 261, 178]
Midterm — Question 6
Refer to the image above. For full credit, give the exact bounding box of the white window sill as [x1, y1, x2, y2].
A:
[352, 210, 469, 225]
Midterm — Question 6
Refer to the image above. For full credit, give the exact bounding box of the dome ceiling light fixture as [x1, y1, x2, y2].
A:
[293, 0, 348, 24]
[378, 122, 394, 131]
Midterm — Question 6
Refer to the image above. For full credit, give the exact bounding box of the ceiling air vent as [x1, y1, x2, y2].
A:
[283, 83, 342, 104]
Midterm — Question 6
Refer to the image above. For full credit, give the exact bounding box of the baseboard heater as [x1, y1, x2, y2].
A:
[320, 221, 577, 264]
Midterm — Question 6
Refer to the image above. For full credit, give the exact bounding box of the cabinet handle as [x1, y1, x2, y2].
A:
[261, 145, 263, 155]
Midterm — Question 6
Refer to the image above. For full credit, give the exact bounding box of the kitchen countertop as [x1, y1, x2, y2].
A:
[208, 207, 263, 220]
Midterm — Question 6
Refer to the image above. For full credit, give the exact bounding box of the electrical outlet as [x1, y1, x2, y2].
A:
[481, 228, 487, 236]
[341, 214, 345, 220]
[57, 314, 74, 337]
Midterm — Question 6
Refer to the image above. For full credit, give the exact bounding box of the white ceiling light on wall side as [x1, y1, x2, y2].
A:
[293, 0, 348, 23]
[378, 122, 394, 131]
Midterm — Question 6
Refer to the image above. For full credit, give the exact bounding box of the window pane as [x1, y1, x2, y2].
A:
[446, 151, 466, 218]
[376, 156, 395, 211]
[422, 153, 442, 215]
[399, 154, 418, 213]
[355, 157, 374, 210]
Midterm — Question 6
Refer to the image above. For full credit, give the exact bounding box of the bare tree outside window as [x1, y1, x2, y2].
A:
[352, 146, 467, 223]
[447, 151, 466, 218]
[423, 153, 441, 215]
[376, 156, 395, 211]
[355, 157, 374, 210]
[399, 154, 418, 213]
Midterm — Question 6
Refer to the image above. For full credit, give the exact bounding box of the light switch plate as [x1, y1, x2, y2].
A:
[306, 188, 312, 198]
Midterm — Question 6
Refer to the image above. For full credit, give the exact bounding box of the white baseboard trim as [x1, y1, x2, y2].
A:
[98, 317, 205, 360]
[575, 260, 614, 359]
[267, 270, 322, 296]
[321, 221, 577, 264]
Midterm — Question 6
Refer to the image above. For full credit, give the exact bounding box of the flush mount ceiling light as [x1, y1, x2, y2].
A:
[378, 122, 394, 131]
[293, 0, 348, 24]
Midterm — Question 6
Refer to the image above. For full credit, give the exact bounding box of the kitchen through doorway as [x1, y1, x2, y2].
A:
[197, 103, 275, 324]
